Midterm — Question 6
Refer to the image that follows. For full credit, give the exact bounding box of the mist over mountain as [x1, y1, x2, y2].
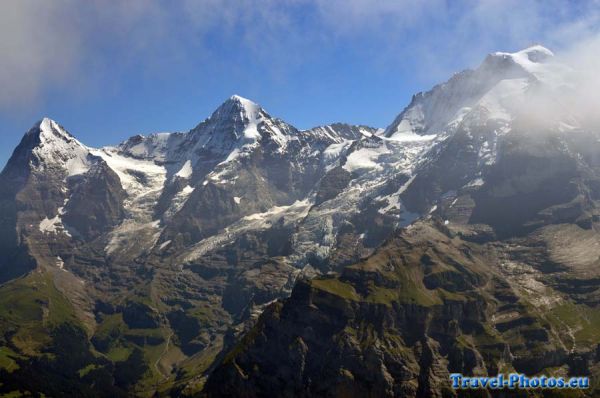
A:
[2, 43, 600, 397]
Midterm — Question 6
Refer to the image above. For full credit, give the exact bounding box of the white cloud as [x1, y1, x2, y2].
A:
[0, 1, 82, 107]
[0, 0, 599, 108]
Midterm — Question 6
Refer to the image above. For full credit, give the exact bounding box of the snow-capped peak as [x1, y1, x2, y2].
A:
[215, 94, 263, 126]
[482, 45, 567, 87]
[33, 117, 74, 140]
[226, 95, 262, 141]
[24, 118, 93, 177]
[189, 95, 290, 153]
[229, 94, 260, 111]
[492, 45, 554, 64]
[384, 45, 568, 139]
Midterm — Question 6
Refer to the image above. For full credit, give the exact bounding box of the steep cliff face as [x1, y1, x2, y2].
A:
[0, 119, 127, 283]
[204, 221, 600, 397]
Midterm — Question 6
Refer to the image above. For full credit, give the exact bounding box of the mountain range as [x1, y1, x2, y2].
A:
[2, 45, 600, 397]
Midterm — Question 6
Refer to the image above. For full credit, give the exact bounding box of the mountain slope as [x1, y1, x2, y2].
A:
[203, 47, 600, 397]
[0, 96, 389, 395]
[205, 219, 600, 397]
[2, 45, 600, 397]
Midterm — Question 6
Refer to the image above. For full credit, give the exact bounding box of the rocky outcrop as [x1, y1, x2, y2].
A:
[62, 161, 127, 240]
[204, 221, 599, 397]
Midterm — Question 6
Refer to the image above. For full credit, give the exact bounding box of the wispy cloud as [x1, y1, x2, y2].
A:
[0, 1, 177, 107]
[0, 0, 598, 108]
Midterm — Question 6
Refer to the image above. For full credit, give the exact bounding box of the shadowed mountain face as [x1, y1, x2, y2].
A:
[2, 46, 600, 397]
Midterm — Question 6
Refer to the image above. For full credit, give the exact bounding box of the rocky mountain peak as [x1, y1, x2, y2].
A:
[10, 117, 94, 178]
[210, 94, 264, 127]
[489, 44, 554, 65]
[479, 45, 557, 82]
[33, 117, 74, 140]
[384, 45, 562, 139]
[229, 94, 261, 113]
[186, 94, 290, 157]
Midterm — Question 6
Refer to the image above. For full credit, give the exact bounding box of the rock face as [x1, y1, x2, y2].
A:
[204, 221, 588, 397]
[0, 97, 388, 395]
[3, 46, 600, 397]
[203, 47, 600, 397]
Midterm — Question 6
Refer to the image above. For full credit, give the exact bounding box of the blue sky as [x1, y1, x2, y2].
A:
[1, 0, 598, 168]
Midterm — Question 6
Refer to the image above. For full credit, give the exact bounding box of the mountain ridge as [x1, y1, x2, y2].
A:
[3, 45, 600, 397]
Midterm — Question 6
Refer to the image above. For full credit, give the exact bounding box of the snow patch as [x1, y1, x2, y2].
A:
[159, 240, 172, 250]
[378, 194, 401, 214]
[183, 199, 312, 263]
[106, 220, 161, 256]
[343, 145, 391, 172]
[324, 141, 351, 161]
[39, 215, 62, 234]
[376, 175, 416, 215]
[175, 160, 193, 179]
[387, 131, 437, 143]
[90, 147, 168, 255]
[164, 185, 195, 220]
[90, 148, 167, 220]
[38, 204, 71, 237]
[242, 200, 311, 223]
[465, 178, 485, 188]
